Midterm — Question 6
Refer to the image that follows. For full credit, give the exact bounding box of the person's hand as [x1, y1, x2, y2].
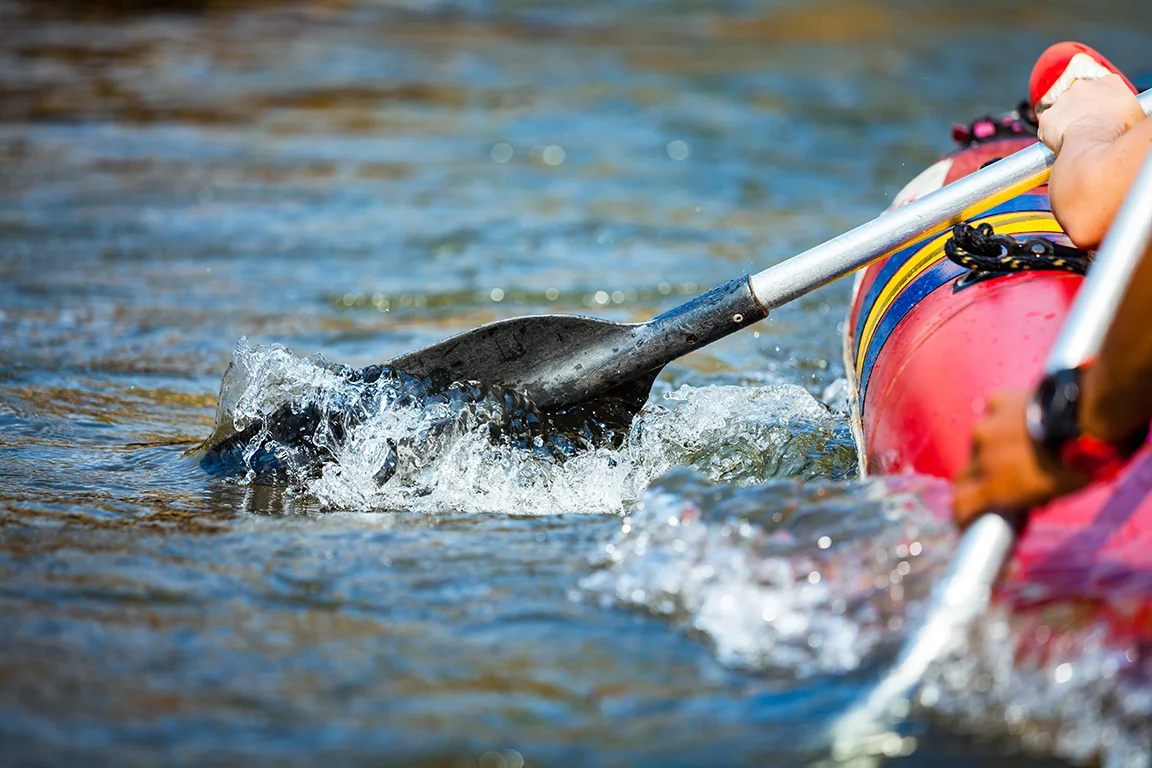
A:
[1038, 74, 1144, 154]
[953, 390, 1091, 529]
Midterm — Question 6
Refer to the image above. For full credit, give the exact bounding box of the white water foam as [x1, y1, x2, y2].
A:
[205, 341, 1152, 766]
[205, 339, 856, 515]
[582, 474, 1152, 766]
[918, 607, 1152, 767]
[581, 472, 957, 676]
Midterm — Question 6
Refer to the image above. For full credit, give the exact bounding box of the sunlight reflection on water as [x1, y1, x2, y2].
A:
[2, 0, 1151, 765]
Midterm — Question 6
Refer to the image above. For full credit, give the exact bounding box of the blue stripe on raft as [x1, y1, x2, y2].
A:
[853, 194, 1055, 404]
[851, 193, 1053, 368]
[857, 259, 967, 401]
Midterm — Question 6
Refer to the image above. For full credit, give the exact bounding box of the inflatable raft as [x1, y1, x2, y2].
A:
[845, 133, 1152, 638]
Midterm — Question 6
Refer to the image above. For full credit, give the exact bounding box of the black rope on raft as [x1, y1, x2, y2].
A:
[944, 222, 1094, 276]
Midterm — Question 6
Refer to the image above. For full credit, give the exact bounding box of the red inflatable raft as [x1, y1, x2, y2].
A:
[845, 136, 1152, 637]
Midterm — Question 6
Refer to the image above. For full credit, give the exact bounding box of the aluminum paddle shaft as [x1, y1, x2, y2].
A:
[751, 88, 1152, 311]
[832, 105, 1152, 758]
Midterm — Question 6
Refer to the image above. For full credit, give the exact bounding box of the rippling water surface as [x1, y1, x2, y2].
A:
[2, 1, 1151, 765]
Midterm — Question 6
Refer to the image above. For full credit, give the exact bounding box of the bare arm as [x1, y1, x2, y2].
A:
[1041, 76, 1150, 248]
[1081, 236, 1152, 442]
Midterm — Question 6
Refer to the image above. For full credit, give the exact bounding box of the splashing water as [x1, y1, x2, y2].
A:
[581, 469, 1152, 767]
[5, 2, 1152, 765]
[197, 339, 857, 514]
[193, 345, 1152, 766]
[581, 470, 957, 676]
[918, 607, 1152, 768]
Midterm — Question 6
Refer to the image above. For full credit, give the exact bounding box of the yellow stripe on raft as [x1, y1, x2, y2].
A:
[854, 211, 1064, 375]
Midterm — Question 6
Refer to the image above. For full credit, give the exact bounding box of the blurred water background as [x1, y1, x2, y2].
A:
[2, 0, 1151, 765]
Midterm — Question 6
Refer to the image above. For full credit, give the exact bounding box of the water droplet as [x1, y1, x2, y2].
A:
[666, 139, 690, 160]
[817, 535, 831, 549]
[491, 288, 505, 301]
[542, 145, 566, 166]
[1054, 663, 1072, 683]
[491, 142, 514, 163]
[480, 750, 508, 768]
[890, 698, 910, 718]
[545, 287, 559, 300]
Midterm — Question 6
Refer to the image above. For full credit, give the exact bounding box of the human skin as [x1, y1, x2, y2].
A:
[953, 75, 1152, 527]
[1041, 75, 1150, 248]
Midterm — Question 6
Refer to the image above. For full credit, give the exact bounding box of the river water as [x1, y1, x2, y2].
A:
[2, 1, 1151, 766]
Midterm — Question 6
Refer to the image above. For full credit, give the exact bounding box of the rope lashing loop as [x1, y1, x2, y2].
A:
[944, 222, 1093, 276]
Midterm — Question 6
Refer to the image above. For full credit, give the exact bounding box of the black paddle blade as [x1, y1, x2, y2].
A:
[387, 276, 768, 413]
[388, 314, 648, 412]
[197, 278, 767, 483]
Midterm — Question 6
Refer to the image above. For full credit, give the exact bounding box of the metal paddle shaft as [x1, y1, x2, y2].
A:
[831, 118, 1152, 758]
[390, 91, 1152, 414]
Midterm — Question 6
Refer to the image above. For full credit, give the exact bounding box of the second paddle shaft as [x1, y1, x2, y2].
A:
[748, 88, 1152, 312]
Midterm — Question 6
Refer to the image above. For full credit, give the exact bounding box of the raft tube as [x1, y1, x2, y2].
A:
[846, 136, 1152, 637]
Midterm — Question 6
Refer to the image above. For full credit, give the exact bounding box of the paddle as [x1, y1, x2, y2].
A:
[388, 134, 1067, 414]
[830, 95, 1152, 758]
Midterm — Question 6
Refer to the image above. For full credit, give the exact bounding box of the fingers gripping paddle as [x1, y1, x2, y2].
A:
[389, 134, 1071, 412]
